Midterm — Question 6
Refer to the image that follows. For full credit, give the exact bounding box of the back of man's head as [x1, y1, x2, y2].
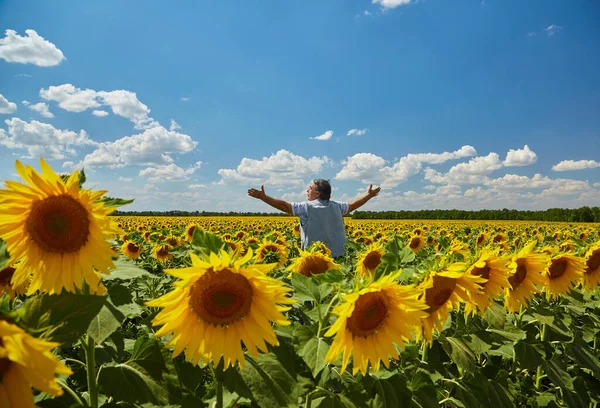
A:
[313, 179, 331, 200]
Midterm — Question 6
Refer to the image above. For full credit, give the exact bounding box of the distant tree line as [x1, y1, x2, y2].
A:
[352, 207, 600, 222]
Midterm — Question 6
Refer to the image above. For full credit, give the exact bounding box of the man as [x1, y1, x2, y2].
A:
[247, 179, 381, 257]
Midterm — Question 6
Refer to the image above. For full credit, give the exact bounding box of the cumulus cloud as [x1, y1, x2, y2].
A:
[503, 145, 537, 167]
[216, 149, 332, 188]
[335, 145, 477, 188]
[347, 128, 368, 136]
[0, 29, 65, 66]
[92, 110, 109, 117]
[0, 118, 96, 159]
[169, 119, 181, 131]
[139, 161, 202, 182]
[118, 176, 133, 182]
[189, 184, 207, 189]
[545, 25, 562, 36]
[180, 97, 190, 102]
[28, 102, 54, 118]
[425, 153, 503, 185]
[310, 130, 334, 141]
[0, 94, 17, 114]
[40, 84, 157, 129]
[552, 160, 600, 171]
[80, 126, 197, 168]
[372, 0, 411, 9]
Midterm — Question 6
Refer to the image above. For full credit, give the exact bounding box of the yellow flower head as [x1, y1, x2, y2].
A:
[545, 253, 585, 299]
[147, 249, 295, 369]
[254, 239, 289, 268]
[308, 241, 332, 257]
[504, 241, 548, 313]
[153, 244, 173, 263]
[324, 272, 428, 376]
[0, 264, 29, 299]
[582, 242, 600, 291]
[407, 235, 426, 254]
[355, 242, 385, 279]
[0, 159, 120, 295]
[286, 248, 340, 278]
[464, 248, 511, 316]
[0, 320, 72, 407]
[121, 240, 143, 260]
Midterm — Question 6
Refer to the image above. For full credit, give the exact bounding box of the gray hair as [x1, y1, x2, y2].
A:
[313, 179, 331, 200]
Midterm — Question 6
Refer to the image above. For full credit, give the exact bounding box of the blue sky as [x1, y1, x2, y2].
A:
[0, 0, 599, 212]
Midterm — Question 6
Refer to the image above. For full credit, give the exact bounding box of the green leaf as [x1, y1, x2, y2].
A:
[98, 363, 168, 404]
[191, 228, 225, 255]
[312, 396, 346, 408]
[102, 258, 151, 281]
[87, 301, 125, 344]
[371, 378, 400, 408]
[97, 196, 135, 208]
[544, 356, 573, 390]
[566, 340, 600, 377]
[314, 269, 344, 284]
[536, 393, 557, 407]
[241, 354, 298, 408]
[19, 293, 106, 343]
[486, 381, 514, 408]
[128, 335, 167, 380]
[442, 337, 477, 373]
[291, 273, 332, 303]
[484, 301, 507, 328]
[514, 340, 544, 371]
[298, 337, 330, 377]
[0, 239, 9, 270]
[487, 328, 527, 342]
[399, 247, 416, 264]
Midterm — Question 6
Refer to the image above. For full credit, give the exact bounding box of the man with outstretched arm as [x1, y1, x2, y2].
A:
[247, 179, 381, 257]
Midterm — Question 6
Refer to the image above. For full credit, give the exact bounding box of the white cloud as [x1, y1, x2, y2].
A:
[424, 153, 503, 185]
[28, 102, 54, 118]
[118, 176, 133, 182]
[0, 94, 17, 114]
[80, 126, 197, 168]
[92, 110, 109, 117]
[0, 118, 96, 159]
[216, 149, 332, 188]
[310, 130, 334, 141]
[169, 119, 181, 131]
[0, 29, 65, 66]
[552, 160, 600, 171]
[189, 184, 207, 189]
[336, 153, 388, 182]
[503, 145, 537, 167]
[409, 145, 477, 164]
[40, 84, 157, 129]
[21, 100, 30, 106]
[139, 162, 201, 182]
[594, 182, 600, 188]
[347, 128, 368, 136]
[180, 97, 190, 102]
[545, 25, 562, 36]
[364, 10, 372, 16]
[372, 0, 411, 9]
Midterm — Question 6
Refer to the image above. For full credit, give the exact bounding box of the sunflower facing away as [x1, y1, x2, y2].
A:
[308, 241, 332, 257]
[147, 249, 295, 369]
[418, 263, 487, 343]
[324, 271, 428, 376]
[121, 240, 143, 260]
[254, 239, 289, 268]
[407, 235, 426, 254]
[504, 241, 548, 313]
[286, 248, 340, 277]
[0, 264, 28, 299]
[464, 249, 512, 316]
[582, 242, 600, 291]
[0, 159, 119, 295]
[355, 242, 385, 279]
[544, 252, 585, 299]
[0, 320, 72, 407]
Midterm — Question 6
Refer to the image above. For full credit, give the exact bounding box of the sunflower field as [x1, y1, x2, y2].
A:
[1, 159, 600, 408]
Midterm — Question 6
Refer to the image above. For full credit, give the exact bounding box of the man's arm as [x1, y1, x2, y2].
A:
[247, 185, 293, 215]
[347, 184, 381, 213]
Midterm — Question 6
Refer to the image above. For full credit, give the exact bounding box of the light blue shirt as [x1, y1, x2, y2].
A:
[292, 199, 349, 257]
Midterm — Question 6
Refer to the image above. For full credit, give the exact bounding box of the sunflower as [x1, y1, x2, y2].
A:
[308, 241, 332, 257]
[165, 235, 181, 248]
[0, 159, 119, 295]
[147, 250, 294, 368]
[418, 263, 486, 343]
[407, 236, 425, 254]
[544, 253, 585, 299]
[121, 240, 143, 260]
[449, 240, 470, 259]
[0, 264, 28, 298]
[324, 271, 428, 376]
[153, 244, 173, 263]
[504, 241, 548, 313]
[355, 242, 385, 278]
[254, 240, 288, 268]
[582, 242, 600, 290]
[464, 249, 511, 316]
[0, 320, 72, 407]
[476, 233, 487, 248]
[185, 224, 199, 242]
[143, 231, 152, 242]
[286, 248, 340, 278]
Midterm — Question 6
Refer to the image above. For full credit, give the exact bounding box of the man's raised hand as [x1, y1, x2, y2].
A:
[247, 185, 267, 200]
[367, 184, 381, 197]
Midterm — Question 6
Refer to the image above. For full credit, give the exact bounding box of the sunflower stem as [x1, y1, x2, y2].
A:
[83, 335, 99, 408]
[58, 379, 84, 406]
[421, 342, 429, 363]
[535, 323, 547, 390]
[209, 362, 224, 408]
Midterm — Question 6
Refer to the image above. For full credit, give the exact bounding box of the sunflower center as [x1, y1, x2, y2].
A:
[166, 238, 178, 246]
[26, 194, 90, 254]
[362, 251, 382, 271]
[127, 242, 140, 253]
[425, 276, 456, 313]
[477, 235, 485, 245]
[548, 258, 567, 279]
[346, 292, 388, 337]
[409, 238, 421, 249]
[587, 251, 600, 272]
[471, 264, 491, 283]
[509, 260, 528, 289]
[299, 256, 331, 277]
[0, 267, 16, 286]
[157, 246, 170, 257]
[188, 269, 253, 326]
